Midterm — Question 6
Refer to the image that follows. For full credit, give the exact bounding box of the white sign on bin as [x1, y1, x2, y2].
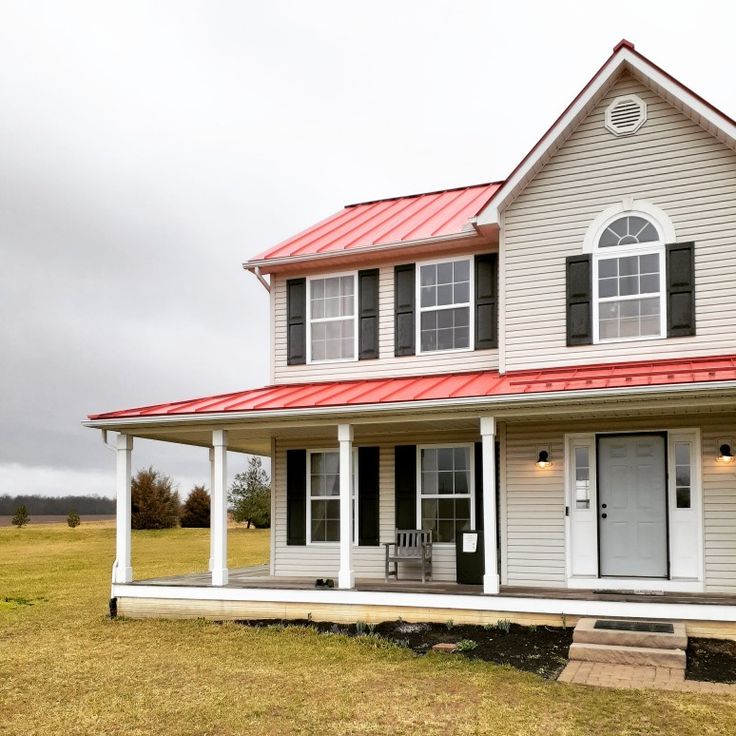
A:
[462, 532, 478, 553]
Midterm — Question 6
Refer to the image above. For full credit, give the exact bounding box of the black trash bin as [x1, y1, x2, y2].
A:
[455, 529, 484, 585]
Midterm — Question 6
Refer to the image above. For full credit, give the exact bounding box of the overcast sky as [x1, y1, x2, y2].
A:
[2, 1, 735, 498]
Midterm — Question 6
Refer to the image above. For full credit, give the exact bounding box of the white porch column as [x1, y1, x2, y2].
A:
[211, 429, 228, 586]
[112, 433, 134, 584]
[337, 423, 355, 589]
[208, 447, 215, 572]
[480, 416, 499, 595]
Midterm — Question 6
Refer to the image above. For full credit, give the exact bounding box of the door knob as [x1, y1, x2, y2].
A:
[601, 513, 608, 519]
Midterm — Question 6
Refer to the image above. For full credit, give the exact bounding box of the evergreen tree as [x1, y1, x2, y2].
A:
[180, 485, 211, 528]
[11, 505, 29, 528]
[131, 467, 180, 529]
[229, 457, 271, 528]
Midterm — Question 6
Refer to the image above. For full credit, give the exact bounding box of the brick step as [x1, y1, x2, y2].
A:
[573, 618, 687, 650]
[569, 642, 686, 669]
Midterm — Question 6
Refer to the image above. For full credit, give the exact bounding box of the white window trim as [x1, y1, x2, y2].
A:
[305, 448, 359, 546]
[306, 270, 359, 364]
[591, 211, 667, 344]
[416, 443, 475, 546]
[415, 255, 475, 356]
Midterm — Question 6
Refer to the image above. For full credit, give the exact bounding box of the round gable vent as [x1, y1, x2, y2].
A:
[605, 94, 647, 137]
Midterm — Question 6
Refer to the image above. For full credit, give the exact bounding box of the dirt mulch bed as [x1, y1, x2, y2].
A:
[235, 619, 573, 679]
[687, 638, 736, 683]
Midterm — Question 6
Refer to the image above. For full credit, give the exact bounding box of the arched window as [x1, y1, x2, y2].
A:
[593, 212, 665, 342]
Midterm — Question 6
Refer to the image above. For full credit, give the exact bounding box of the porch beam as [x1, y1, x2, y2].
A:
[112, 433, 134, 584]
[338, 423, 355, 589]
[480, 416, 499, 595]
[211, 430, 229, 586]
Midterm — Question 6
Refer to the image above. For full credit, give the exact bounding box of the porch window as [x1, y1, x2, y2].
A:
[418, 259, 471, 353]
[418, 445, 473, 543]
[674, 442, 692, 509]
[593, 214, 665, 342]
[307, 450, 358, 543]
[574, 446, 591, 509]
[308, 275, 356, 362]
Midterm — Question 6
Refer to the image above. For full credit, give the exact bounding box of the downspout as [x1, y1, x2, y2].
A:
[245, 265, 271, 293]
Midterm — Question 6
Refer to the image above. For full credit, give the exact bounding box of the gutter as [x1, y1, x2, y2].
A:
[242, 230, 483, 272]
[82, 378, 736, 430]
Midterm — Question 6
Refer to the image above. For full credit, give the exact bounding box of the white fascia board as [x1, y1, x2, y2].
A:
[478, 48, 736, 227]
[83, 379, 736, 431]
[112, 583, 736, 623]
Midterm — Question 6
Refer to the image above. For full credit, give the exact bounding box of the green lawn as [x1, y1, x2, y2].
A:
[1, 523, 734, 735]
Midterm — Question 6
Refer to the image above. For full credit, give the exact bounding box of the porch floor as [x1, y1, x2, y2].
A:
[131, 566, 736, 606]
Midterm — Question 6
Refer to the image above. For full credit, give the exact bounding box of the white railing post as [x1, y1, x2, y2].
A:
[480, 416, 499, 595]
[338, 423, 355, 589]
[112, 433, 134, 584]
[211, 429, 228, 586]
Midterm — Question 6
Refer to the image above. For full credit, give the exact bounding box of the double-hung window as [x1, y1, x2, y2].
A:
[307, 449, 358, 543]
[418, 259, 472, 353]
[308, 275, 357, 362]
[594, 215, 665, 342]
[418, 445, 473, 544]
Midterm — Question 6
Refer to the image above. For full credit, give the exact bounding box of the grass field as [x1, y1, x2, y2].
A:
[1, 524, 735, 736]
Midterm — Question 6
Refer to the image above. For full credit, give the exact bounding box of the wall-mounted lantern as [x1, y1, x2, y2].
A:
[536, 448, 551, 468]
[718, 443, 734, 464]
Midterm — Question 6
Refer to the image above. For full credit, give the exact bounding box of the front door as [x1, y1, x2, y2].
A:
[598, 434, 668, 578]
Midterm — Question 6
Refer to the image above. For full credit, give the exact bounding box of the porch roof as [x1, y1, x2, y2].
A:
[88, 353, 736, 422]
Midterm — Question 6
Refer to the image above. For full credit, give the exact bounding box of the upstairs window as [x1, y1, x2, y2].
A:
[308, 274, 357, 362]
[593, 214, 665, 342]
[418, 259, 472, 353]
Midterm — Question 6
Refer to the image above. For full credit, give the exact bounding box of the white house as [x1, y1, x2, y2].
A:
[86, 41, 736, 637]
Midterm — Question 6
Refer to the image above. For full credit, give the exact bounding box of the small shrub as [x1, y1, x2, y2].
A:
[11, 505, 29, 528]
[367, 622, 377, 635]
[528, 624, 538, 633]
[67, 511, 81, 528]
[496, 619, 512, 633]
[445, 619, 454, 631]
[355, 620, 367, 635]
[456, 639, 478, 652]
[483, 622, 495, 631]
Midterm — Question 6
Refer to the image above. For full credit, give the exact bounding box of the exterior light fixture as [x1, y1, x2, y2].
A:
[718, 443, 734, 464]
[536, 449, 551, 468]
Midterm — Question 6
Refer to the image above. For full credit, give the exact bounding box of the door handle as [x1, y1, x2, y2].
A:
[601, 513, 608, 519]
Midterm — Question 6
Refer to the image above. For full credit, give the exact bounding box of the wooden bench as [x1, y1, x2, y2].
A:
[384, 529, 432, 582]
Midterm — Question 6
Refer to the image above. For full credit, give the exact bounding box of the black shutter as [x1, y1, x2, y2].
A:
[394, 445, 416, 529]
[286, 449, 307, 545]
[358, 446, 380, 546]
[394, 264, 415, 356]
[358, 269, 379, 360]
[566, 254, 592, 346]
[474, 442, 483, 531]
[286, 278, 307, 365]
[666, 242, 696, 337]
[474, 253, 498, 350]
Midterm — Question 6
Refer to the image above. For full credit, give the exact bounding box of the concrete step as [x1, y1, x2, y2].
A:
[569, 642, 686, 669]
[573, 618, 687, 650]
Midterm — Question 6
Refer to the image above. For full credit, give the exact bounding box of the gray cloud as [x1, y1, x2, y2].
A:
[2, 0, 734, 495]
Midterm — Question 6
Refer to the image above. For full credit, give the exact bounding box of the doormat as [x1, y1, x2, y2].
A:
[594, 619, 674, 634]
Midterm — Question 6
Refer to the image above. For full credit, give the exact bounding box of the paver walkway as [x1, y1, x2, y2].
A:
[558, 661, 736, 693]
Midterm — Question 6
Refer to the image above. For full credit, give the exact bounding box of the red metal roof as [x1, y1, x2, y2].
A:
[88, 354, 736, 420]
[246, 182, 501, 266]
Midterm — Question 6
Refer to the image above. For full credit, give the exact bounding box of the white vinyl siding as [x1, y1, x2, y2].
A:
[271, 258, 498, 384]
[503, 71, 736, 370]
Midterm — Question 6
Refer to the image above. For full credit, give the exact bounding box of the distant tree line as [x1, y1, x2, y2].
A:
[0, 494, 115, 515]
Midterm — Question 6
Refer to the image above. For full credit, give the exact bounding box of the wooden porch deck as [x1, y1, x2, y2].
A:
[132, 566, 736, 606]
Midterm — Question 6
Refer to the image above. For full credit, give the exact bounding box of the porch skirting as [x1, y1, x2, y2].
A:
[112, 582, 736, 640]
